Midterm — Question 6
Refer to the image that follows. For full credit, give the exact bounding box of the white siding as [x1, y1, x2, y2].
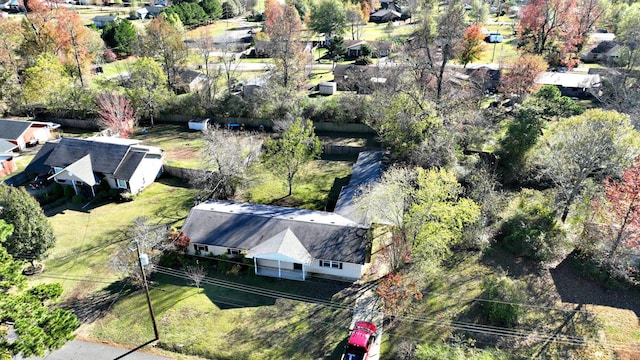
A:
[187, 244, 227, 256]
[306, 260, 362, 280]
[127, 156, 163, 194]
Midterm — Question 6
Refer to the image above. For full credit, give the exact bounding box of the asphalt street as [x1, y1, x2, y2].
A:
[23, 340, 173, 360]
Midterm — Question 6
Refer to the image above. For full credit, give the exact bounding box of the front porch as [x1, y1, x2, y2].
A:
[255, 265, 306, 281]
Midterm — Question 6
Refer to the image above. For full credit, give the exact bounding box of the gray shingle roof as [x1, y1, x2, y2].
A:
[182, 201, 369, 264]
[0, 119, 30, 141]
[43, 138, 130, 174]
[24, 141, 57, 175]
[114, 150, 145, 180]
[334, 151, 383, 224]
[0, 139, 17, 153]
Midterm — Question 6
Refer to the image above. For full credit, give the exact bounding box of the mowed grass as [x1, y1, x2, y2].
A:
[88, 272, 352, 359]
[38, 178, 197, 297]
[239, 159, 354, 210]
[129, 124, 206, 168]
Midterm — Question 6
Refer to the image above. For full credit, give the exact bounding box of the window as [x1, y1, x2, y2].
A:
[194, 244, 209, 252]
[116, 179, 127, 189]
[319, 260, 342, 269]
[227, 248, 241, 256]
[293, 263, 302, 270]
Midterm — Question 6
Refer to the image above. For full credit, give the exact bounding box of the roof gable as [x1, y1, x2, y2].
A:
[51, 154, 97, 185]
[113, 150, 146, 180]
[247, 228, 313, 264]
[0, 139, 17, 153]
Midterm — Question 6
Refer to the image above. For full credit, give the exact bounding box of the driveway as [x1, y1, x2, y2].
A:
[349, 285, 384, 360]
[21, 340, 174, 360]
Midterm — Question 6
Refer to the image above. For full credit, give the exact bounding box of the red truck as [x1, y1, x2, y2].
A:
[341, 321, 377, 360]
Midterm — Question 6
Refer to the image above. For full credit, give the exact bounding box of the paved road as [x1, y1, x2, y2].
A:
[349, 285, 384, 360]
[22, 340, 173, 360]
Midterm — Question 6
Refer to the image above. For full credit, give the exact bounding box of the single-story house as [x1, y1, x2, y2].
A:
[465, 65, 501, 92]
[333, 64, 390, 92]
[581, 41, 621, 64]
[24, 137, 163, 196]
[136, 5, 164, 19]
[343, 40, 394, 58]
[0, 119, 56, 150]
[176, 70, 210, 94]
[242, 75, 270, 98]
[369, 8, 401, 23]
[0, 153, 17, 178]
[344, 40, 368, 58]
[181, 201, 372, 281]
[534, 72, 602, 98]
[92, 15, 118, 28]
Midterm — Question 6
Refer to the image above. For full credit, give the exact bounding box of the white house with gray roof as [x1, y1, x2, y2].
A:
[181, 151, 386, 282]
[24, 137, 163, 196]
[182, 201, 371, 281]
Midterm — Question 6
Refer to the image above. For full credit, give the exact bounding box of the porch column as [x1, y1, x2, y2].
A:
[302, 264, 306, 281]
[72, 181, 78, 195]
[278, 260, 281, 278]
[253, 257, 258, 275]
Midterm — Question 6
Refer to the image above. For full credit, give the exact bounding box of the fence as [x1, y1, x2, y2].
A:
[155, 114, 376, 134]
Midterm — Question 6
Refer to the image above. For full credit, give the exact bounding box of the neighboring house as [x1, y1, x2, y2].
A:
[343, 40, 394, 58]
[0, 153, 17, 178]
[333, 64, 390, 92]
[176, 70, 210, 94]
[534, 72, 602, 98]
[92, 15, 118, 28]
[242, 75, 270, 98]
[465, 65, 501, 92]
[181, 201, 371, 281]
[0, 119, 56, 151]
[24, 137, 163, 196]
[0, 139, 18, 154]
[344, 40, 368, 58]
[135, 7, 149, 19]
[369, 8, 401, 23]
[581, 41, 621, 64]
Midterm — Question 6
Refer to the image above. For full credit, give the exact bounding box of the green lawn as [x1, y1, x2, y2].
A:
[239, 159, 354, 210]
[88, 270, 352, 359]
[37, 178, 197, 297]
[129, 124, 206, 168]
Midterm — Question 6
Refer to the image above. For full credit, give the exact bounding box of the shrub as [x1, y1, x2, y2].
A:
[27, 283, 64, 302]
[52, 183, 64, 197]
[72, 194, 86, 204]
[63, 186, 75, 199]
[496, 189, 565, 262]
[480, 274, 525, 327]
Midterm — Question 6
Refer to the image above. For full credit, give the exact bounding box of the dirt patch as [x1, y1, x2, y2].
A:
[166, 146, 199, 162]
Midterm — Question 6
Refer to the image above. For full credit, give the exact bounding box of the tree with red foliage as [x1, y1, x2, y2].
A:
[499, 53, 547, 98]
[517, 0, 581, 67]
[592, 156, 640, 263]
[376, 273, 422, 318]
[169, 228, 191, 252]
[97, 92, 136, 138]
[458, 23, 486, 68]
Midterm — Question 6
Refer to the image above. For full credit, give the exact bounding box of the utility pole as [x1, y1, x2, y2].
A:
[135, 241, 159, 341]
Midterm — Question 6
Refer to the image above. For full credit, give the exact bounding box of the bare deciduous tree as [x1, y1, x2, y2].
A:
[191, 125, 263, 200]
[111, 217, 170, 287]
[185, 262, 206, 289]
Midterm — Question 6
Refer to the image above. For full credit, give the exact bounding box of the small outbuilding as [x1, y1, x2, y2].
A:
[318, 82, 337, 95]
[188, 118, 210, 131]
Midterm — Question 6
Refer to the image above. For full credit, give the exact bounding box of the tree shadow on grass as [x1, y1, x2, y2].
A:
[60, 279, 134, 323]
[550, 254, 640, 319]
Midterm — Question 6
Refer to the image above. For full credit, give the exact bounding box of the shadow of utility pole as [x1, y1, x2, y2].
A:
[113, 339, 157, 360]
